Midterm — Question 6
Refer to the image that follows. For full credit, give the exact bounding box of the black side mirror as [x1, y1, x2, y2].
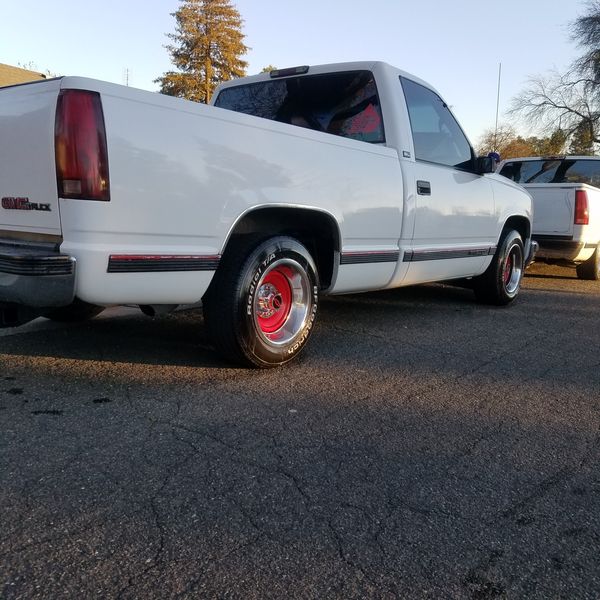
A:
[474, 156, 496, 174]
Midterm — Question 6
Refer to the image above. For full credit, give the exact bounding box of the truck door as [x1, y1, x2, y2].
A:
[400, 77, 496, 282]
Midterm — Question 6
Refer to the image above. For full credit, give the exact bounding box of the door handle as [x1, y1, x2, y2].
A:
[417, 180, 431, 195]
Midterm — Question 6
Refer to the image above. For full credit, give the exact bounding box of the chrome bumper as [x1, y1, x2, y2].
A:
[0, 240, 75, 309]
[525, 240, 539, 268]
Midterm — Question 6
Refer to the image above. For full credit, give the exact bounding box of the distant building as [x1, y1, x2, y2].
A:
[0, 63, 47, 87]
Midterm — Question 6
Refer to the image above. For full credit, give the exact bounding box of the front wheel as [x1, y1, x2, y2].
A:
[576, 243, 600, 280]
[203, 235, 319, 368]
[473, 229, 524, 305]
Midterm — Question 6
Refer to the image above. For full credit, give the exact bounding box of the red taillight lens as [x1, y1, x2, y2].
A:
[574, 190, 589, 225]
[55, 90, 110, 201]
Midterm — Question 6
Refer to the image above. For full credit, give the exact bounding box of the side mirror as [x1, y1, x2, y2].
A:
[474, 156, 496, 174]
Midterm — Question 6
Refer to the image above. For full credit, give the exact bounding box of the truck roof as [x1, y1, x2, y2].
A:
[501, 155, 600, 162]
[213, 61, 441, 98]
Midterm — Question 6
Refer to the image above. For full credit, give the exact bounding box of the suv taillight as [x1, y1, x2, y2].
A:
[574, 190, 589, 225]
[55, 90, 110, 201]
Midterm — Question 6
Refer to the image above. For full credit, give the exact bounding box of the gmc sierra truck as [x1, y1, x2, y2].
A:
[1, 61, 535, 367]
[498, 155, 600, 280]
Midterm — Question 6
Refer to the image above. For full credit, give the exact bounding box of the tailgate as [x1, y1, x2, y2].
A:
[0, 79, 63, 238]
[525, 184, 575, 236]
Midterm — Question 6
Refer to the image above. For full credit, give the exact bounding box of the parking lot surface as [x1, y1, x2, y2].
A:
[1, 263, 599, 599]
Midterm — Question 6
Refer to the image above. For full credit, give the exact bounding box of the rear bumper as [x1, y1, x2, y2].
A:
[0, 241, 76, 308]
[533, 235, 595, 262]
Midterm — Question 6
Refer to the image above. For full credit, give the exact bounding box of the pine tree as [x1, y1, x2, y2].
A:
[156, 0, 248, 103]
[569, 121, 596, 155]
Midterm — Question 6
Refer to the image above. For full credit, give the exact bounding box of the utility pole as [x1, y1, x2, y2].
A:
[493, 62, 502, 151]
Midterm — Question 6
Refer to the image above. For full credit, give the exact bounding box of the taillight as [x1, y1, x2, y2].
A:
[574, 190, 589, 225]
[55, 90, 110, 201]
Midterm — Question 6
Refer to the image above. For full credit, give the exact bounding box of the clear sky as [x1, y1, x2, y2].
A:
[2, 0, 585, 145]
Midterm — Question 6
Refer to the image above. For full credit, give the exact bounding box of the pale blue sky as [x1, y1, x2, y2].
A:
[2, 0, 585, 144]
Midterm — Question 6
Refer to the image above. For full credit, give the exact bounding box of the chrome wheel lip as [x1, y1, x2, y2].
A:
[252, 258, 312, 347]
[504, 242, 524, 296]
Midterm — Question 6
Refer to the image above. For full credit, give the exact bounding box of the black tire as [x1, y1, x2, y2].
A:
[473, 229, 524, 305]
[576, 244, 600, 280]
[203, 235, 319, 368]
[43, 298, 105, 322]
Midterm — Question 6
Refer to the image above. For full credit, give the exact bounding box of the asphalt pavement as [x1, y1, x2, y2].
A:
[1, 263, 599, 599]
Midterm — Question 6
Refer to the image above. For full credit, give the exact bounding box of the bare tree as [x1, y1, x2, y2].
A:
[510, 69, 599, 144]
[510, 2, 600, 148]
[571, 0, 600, 90]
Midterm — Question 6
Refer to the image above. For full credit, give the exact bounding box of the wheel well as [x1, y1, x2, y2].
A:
[503, 216, 530, 243]
[222, 207, 340, 290]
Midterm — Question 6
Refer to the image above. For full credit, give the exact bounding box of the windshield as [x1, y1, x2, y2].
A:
[499, 159, 600, 186]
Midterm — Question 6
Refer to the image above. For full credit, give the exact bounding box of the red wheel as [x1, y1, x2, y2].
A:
[474, 229, 524, 305]
[503, 241, 523, 296]
[503, 255, 512, 286]
[203, 236, 319, 367]
[255, 266, 293, 334]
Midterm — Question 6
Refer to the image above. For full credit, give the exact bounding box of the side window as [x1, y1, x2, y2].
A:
[214, 71, 385, 144]
[401, 77, 473, 169]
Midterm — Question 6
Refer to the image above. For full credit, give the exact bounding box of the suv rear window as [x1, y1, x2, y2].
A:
[214, 70, 385, 144]
[500, 158, 600, 186]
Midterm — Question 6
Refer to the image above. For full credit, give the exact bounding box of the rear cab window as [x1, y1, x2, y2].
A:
[500, 159, 600, 186]
[213, 70, 385, 144]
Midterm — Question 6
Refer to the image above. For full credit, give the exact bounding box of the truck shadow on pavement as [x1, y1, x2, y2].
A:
[0, 283, 479, 371]
[524, 263, 579, 280]
[525, 272, 578, 280]
[0, 308, 222, 369]
[0, 282, 597, 383]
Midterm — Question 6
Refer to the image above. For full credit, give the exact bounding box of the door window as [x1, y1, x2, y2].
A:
[401, 77, 473, 169]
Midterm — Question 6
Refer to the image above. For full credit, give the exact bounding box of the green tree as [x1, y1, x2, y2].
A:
[531, 129, 568, 155]
[569, 121, 596, 154]
[156, 0, 248, 103]
[261, 65, 277, 73]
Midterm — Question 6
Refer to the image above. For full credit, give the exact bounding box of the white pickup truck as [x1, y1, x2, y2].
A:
[498, 156, 600, 279]
[1, 61, 535, 367]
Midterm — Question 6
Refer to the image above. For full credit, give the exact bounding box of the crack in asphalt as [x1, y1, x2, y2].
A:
[499, 426, 600, 524]
[325, 515, 380, 593]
